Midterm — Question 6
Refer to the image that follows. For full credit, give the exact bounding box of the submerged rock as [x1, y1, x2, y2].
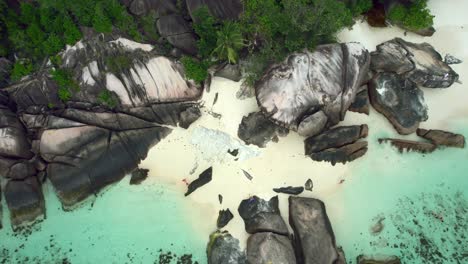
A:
[4, 177, 45, 229]
[217, 209, 234, 229]
[378, 138, 436, 153]
[371, 38, 459, 88]
[357, 255, 401, 264]
[416, 128, 465, 148]
[273, 186, 304, 195]
[369, 72, 428, 135]
[305, 125, 368, 164]
[247, 232, 296, 264]
[129, 168, 149, 185]
[238, 196, 289, 235]
[185, 167, 213, 196]
[444, 54, 463, 65]
[289, 196, 339, 264]
[238, 112, 289, 148]
[207, 230, 246, 264]
[256, 43, 370, 137]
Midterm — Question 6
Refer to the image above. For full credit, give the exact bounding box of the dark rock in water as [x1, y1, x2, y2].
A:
[238, 112, 289, 148]
[417, 128, 465, 148]
[238, 196, 289, 235]
[336, 247, 347, 264]
[228, 149, 238, 157]
[7, 162, 37, 180]
[371, 38, 459, 88]
[370, 216, 385, 235]
[289, 196, 339, 264]
[217, 209, 234, 229]
[349, 87, 370, 115]
[378, 138, 436, 153]
[369, 72, 428, 135]
[4, 177, 45, 229]
[207, 230, 246, 264]
[309, 141, 368, 166]
[179, 106, 201, 129]
[187, 0, 243, 21]
[44, 126, 171, 208]
[247, 232, 296, 264]
[273, 186, 304, 195]
[444, 54, 463, 65]
[130, 168, 149, 185]
[305, 125, 368, 154]
[357, 255, 401, 264]
[0, 57, 12, 88]
[185, 167, 213, 196]
[256, 43, 370, 137]
[214, 63, 242, 82]
[304, 179, 313, 192]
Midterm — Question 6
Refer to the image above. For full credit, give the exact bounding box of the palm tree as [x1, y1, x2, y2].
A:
[212, 21, 245, 64]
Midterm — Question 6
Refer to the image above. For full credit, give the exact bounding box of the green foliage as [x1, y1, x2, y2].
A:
[180, 56, 209, 84]
[139, 11, 159, 42]
[239, 0, 354, 84]
[212, 21, 244, 64]
[0, 0, 138, 62]
[192, 7, 218, 59]
[98, 90, 117, 107]
[105, 55, 133, 74]
[51, 68, 78, 102]
[388, 0, 434, 30]
[11, 60, 33, 81]
[350, 0, 373, 15]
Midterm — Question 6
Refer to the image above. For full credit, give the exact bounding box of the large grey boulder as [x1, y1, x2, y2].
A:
[247, 232, 296, 264]
[42, 125, 170, 208]
[157, 15, 198, 55]
[369, 72, 428, 135]
[371, 38, 459, 88]
[0, 100, 33, 159]
[125, 0, 178, 16]
[256, 43, 370, 138]
[238, 196, 289, 235]
[289, 197, 339, 264]
[187, 0, 243, 21]
[238, 111, 289, 148]
[5, 37, 202, 111]
[4, 177, 45, 229]
[304, 125, 368, 165]
[207, 230, 246, 264]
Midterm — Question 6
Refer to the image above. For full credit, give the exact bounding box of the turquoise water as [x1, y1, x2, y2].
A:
[0, 179, 207, 263]
[1, 122, 467, 264]
[332, 118, 468, 263]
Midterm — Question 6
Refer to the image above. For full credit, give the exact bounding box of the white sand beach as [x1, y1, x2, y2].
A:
[139, 0, 468, 255]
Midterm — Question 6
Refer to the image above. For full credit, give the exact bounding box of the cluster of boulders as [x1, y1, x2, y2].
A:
[238, 37, 463, 163]
[208, 195, 351, 264]
[0, 36, 202, 229]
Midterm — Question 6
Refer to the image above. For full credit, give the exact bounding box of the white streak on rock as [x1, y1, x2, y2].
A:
[105, 73, 132, 105]
[110, 38, 153, 52]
